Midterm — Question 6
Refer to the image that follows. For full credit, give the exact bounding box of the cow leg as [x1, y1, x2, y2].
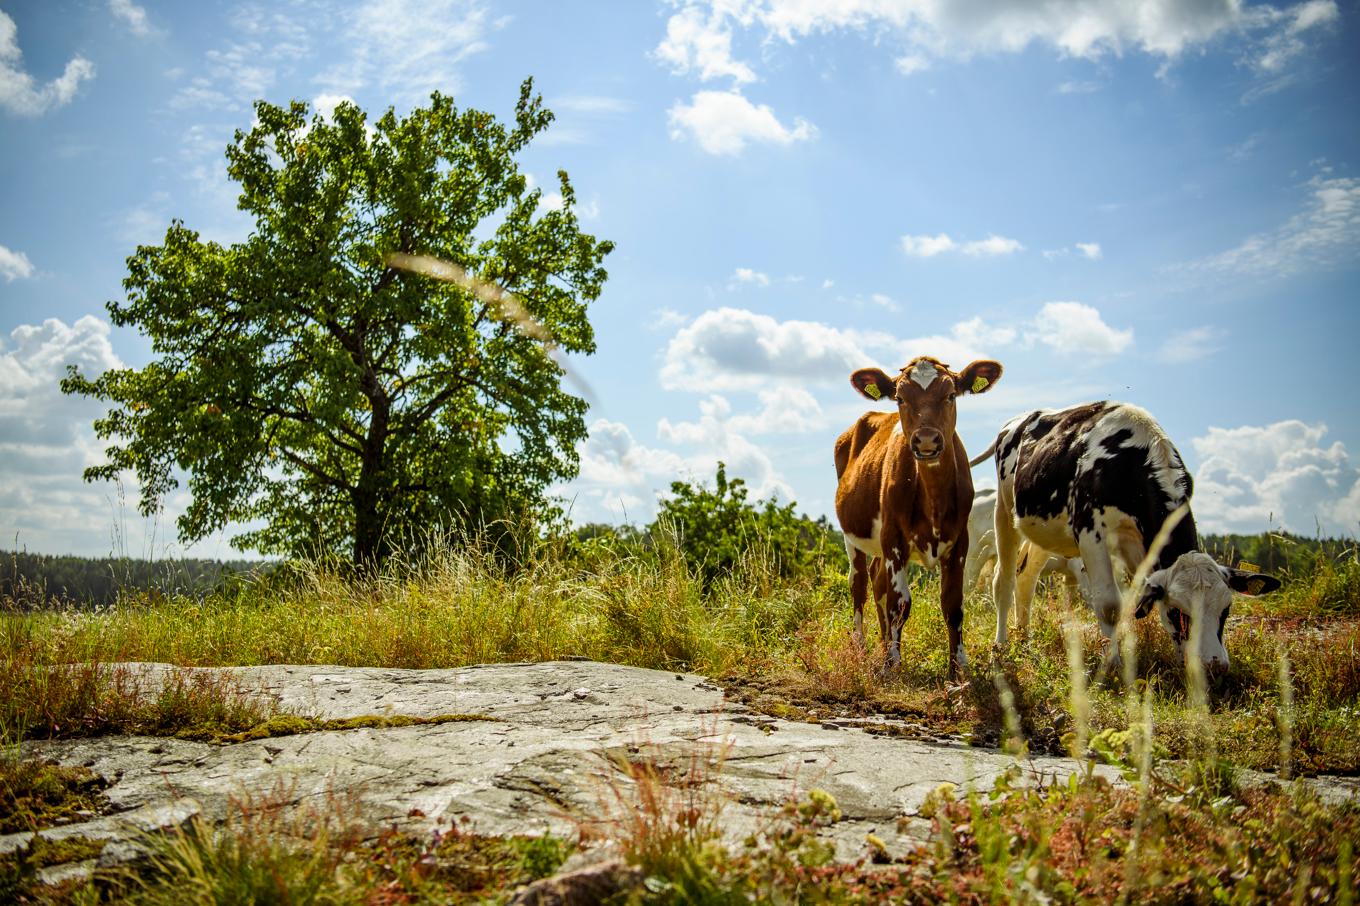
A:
[1013, 542, 1045, 639]
[871, 561, 889, 653]
[847, 541, 869, 648]
[941, 546, 968, 681]
[991, 492, 1021, 647]
[882, 549, 913, 669]
[1076, 531, 1123, 668]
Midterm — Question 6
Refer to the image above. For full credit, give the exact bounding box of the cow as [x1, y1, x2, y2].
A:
[963, 488, 1084, 605]
[974, 401, 1280, 672]
[833, 355, 1003, 679]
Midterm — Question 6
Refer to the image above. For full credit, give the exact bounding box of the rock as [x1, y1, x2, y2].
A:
[19, 659, 1350, 888]
[508, 857, 643, 905]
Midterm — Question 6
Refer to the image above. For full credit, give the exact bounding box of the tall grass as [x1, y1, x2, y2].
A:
[3, 531, 1357, 774]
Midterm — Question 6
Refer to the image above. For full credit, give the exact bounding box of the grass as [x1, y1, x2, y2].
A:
[3, 535, 1358, 774]
[1, 533, 1357, 901]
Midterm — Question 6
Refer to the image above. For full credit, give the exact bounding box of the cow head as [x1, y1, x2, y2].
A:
[850, 357, 1003, 464]
[1137, 551, 1281, 673]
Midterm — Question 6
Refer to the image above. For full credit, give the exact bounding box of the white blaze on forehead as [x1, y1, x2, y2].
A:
[907, 359, 940, 389]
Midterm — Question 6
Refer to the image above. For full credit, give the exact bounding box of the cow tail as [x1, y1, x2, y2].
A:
[968, 440, 997, 469]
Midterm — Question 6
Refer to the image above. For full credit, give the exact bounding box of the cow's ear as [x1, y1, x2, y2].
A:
[1136, 573, 1166, 618]
[1219, 566, 1282, 596]
[957, 360, 1003, 395]
[851, 368, 895, 403]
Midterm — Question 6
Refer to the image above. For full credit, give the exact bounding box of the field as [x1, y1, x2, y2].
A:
[3, 532, 1359, 903]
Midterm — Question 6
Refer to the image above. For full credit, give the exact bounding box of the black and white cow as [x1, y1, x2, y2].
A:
[975, 401, 1280, 672]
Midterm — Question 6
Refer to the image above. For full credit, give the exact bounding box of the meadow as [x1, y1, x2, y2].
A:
[3, 529, 1359, 902]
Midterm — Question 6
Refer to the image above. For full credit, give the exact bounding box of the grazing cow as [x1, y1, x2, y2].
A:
[975, 401, 1280, 671]
[834, 355, 1003, 679]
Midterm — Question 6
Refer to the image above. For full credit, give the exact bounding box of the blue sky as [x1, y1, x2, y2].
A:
[1, 0, 1357, 559]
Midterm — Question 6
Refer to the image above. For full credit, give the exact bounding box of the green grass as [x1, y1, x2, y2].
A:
[4, 536, 1358, 775]
[2, 537, 1357, 903]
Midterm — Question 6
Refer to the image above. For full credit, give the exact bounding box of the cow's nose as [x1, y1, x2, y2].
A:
[1206, 658, 1230, 679]
[912, 429, 944, 460]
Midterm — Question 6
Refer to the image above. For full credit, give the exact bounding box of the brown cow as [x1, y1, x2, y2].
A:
[834, 356, 1003, 679]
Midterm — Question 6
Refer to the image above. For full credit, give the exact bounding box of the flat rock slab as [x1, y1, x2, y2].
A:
[17, 659, 1342, 882]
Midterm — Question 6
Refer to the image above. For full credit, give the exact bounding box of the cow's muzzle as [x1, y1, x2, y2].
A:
[911, 428, 945, 462]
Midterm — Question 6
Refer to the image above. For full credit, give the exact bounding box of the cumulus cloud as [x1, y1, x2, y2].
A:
[901, 232, 1023, 258]
[1027, 301, 1132, 356]
[658, 388, 825, 444]
[0, 11, 95, 116]
[668, 89, 817, 155]
[109, 0, 154, 37]
[0, 243, 34, 281]
[1191, 175, 1360, 278]
[1158, 325, 1223, 364]
[659, 306, 1020, 392]
[654, 3, 756, 83]
[659, 307, 878, 391]
[560, 416, 794, 524]
[1076, 241, 1102, 259]
[0, 317, 133, 554]
[1192, 420, 1360, 536]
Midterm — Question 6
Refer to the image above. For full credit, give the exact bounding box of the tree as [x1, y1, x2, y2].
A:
[653, 462, 847, 584]
[62, 80, 613, 566]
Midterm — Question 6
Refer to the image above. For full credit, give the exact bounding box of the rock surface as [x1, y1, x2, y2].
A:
[9, 660, 1355, 887]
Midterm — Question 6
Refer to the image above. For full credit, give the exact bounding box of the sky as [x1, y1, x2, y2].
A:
[1, 0, 1358, 560]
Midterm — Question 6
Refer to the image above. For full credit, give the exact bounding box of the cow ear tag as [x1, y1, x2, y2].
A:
[971, 375, 989, 393]
[864, 381, 882, 400]
[1246, 577, 1265, 595]
[1238, 560, 1260, 573]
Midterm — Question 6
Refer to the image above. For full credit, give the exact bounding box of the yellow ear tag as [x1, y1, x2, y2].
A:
[1238, 560, 1260, 574]
[1246, 578, 1265, 595]
[971, 376, 989, 393]
[864, 382, 882, 400]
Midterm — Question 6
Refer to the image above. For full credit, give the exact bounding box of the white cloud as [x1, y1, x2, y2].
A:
[655, 4, 756, 83]
[0, 11, 95, 116]
[659, 306, 1018, 392]
[668, 89, 817, 155]
[312, 92, 356, 122]
[1027, 301, 1132, 356]
[901, 232, 1023, 258]
[109, 0, 154, 37]
[1191, 175, 1360, 278]
[0, 317, 125, 553]
[1076, 241, 1102, 259]
[320, 0, 500, 101]
[659, 307, 877, 391]
[1057, 80, 1102, 94]
[0, 243, 34, 281]
[730, 267, 770, 287]
[551, 95, 633, 115]
[659, 389, 825, 444]
[1192, 420, 1360, 536]
[1158, 325, 1223, 364]
[895, 53, 929, 75]
[1252, 0, 1339, 73]
[654, 1, 1337, 90]
[650, 308, 690, 331]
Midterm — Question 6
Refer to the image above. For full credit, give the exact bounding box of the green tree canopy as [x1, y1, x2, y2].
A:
[62, 80, 613, 566]
[652, 462, 847, 584]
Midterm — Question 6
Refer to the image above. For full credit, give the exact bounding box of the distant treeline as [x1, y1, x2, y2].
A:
[1, 550, 270, 609]
[1199, 532, 1356, 575]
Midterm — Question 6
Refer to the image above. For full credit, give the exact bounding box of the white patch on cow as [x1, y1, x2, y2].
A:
[954, 642, 968, 669]
[844, 517, 883, 559]
[1150, 552, 1233, 670]
[891, 420, 903, 436]
[1078, 404, 1189, 508]
[907, 358, 939, 389]
[889, 562, 912, 605]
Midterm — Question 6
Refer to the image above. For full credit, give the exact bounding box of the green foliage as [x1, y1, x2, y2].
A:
[1, 549, 267, 609]
[651, 462, 846, 584]
[61, 79, 613, 566]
